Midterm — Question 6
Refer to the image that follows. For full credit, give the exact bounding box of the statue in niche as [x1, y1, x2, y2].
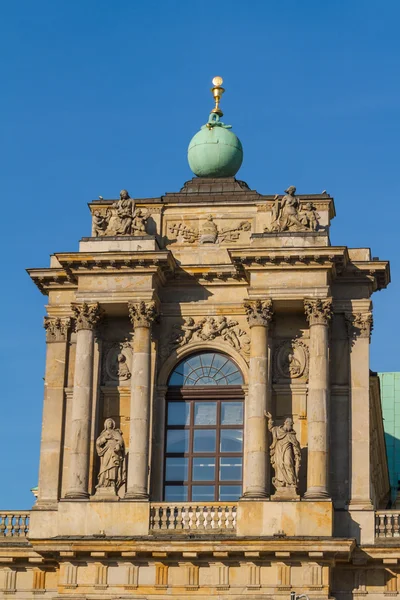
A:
[284, 352, 301, 377]
[265, 412, 301, 499]
[115, 353, 131, 380]
[200, 215, 218, 244]
[95, 418, 126, 494]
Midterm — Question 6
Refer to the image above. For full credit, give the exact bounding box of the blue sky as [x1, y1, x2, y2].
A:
[1, 0, 399, 508]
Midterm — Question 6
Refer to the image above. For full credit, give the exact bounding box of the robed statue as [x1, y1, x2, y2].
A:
[95, 418, 126, 494]
[265, 411, 301, 498]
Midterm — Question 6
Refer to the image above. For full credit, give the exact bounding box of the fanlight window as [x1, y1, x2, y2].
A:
[168, 352, 244, 386]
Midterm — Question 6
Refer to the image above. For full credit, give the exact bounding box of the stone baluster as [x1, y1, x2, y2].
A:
[65, 303, 102, 499]
[125, 301, 158, 500]
[346, 310, 374, 508]
[242, 299, 273, 498]
[37, 316, 71, 506]
[304, 298, 332, 499]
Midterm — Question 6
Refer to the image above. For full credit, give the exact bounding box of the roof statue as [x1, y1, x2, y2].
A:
[188, 76, 243, 178]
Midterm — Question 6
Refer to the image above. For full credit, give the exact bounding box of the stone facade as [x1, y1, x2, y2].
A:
[0, 176, 395, 599]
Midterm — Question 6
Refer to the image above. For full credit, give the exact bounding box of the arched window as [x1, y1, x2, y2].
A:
[164, 352, 244, 503]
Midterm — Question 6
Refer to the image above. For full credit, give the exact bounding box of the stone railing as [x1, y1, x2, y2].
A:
[0, 512, 30, 538]
[375, 511, 400, 538]
[150, 503, 237, 532]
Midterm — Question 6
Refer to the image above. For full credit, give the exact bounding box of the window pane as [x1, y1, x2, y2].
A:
[221, 402, 243, 425]
[192, 485, 215, 501]
[192, 458, 215, 481]
[164, 485, 188, 501]
[193, 430, 216, 452]
[220, 429, 243, 452]
[169, 371, 185, 386]
[165, 457, 188, 481]
[219, 457, 242, 481]
[166, 430, 189, 453]
[194, 402, 217, 425]
[219, 485, 242, 501]
[167, 402, 190, 425]
[168, 352, 243, 386]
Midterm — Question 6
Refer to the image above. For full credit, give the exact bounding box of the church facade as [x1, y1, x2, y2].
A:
[0, 78, 398, 599]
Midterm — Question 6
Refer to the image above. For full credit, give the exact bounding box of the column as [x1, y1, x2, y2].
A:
[37, 316, 71, 507]
[242, 299, 273, 498]
[346, 310, 373, 508]
[304, 298, 332, 499]
[125, 301, 158, 499]
[65, 302, 102, 499]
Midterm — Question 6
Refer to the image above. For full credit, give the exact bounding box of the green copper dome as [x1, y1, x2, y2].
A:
[188, 113, 243, 178]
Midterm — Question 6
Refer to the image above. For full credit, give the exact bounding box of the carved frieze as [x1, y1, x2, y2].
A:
[273, 338, 309, 383]
[128, 301, 158, 328]
[345, 312, 373, 343]
[92, 190, 151, 237]
[304, 298, 333, 326]
[168, 215, 251, 244]
[243, 299, 273, 328]
[102, 341, 132, 385]
[265, 186, 320, 233]
[72, 302, 103, 331]
[44, 316, 72, 343]
[162, 316, 250, 359]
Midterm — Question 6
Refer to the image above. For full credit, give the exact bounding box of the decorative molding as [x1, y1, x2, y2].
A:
[273, 338, 309, 382]
[128, 301, 158, 328]
[72, 302, 103, 331]
[304, 298, 333, 326]
[43, 316, 71, 343]
[163, 316, 250, 359]
[168, 215, 251, 245]
[243, 299, 273, 328]
[345, 312, 373, 343]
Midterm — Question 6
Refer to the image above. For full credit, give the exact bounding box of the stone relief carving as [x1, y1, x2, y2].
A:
[163, 316, 250, 358]
[72, 302, 103, 331]
[92, 189, 151, 237]
[265, 411, 301, 499]
[266, 186, 319, 233]
[273, 338, 309, 382]
[43, 316, 71, 343]
[304, 298, 333, 326]
[102, 341, 132, 384]
[95, 418, 126, 496]
[128, 300, 158, 328]
[243, 299, 273, 327]
[345, 312, 373, 343]
[168, 215, 251, 244]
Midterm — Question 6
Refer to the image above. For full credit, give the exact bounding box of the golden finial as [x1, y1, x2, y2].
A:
[211, 76, 225, 117]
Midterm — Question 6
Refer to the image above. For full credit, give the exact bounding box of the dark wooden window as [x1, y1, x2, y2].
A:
[164, 353, 244, 502]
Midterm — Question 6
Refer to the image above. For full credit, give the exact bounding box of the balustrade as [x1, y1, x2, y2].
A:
[150, 503, 237, 532]
[0, 512, 30, 538]
[375, 511, 400, 537]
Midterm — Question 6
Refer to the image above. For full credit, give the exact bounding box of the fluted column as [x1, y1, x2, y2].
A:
[65, 303, 102, 499]
[125, 301, 158, 500]
[37, 316, 71, 506]
[304, 298, 332, 499]
[242, 299, 273, 498]
[346, 310, 373, 508]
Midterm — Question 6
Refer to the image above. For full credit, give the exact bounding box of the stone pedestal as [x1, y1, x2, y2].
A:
[271, 486, 300, 501]
[304, 298, 332, 499]
[65, 303, 102, 499]
[242, 299, 273, 499]
[125, 301, 158, 500]
[36, 317, 71, 507]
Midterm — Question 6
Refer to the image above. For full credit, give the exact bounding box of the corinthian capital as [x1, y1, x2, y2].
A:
[72, 302, 103, 331]
[44, 316, 72, 343]
[345, 312, 373, 342]
[243, 299, 273, 328]
[128, 301, 158, 328]
[304, 298, 333, 326]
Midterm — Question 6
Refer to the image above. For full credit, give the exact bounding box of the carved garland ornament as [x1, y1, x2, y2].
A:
[164, 316, 250, 358]
[273, 338, 309, 382]
[128, 301, 158, 328]
[304, 298, 332, 326]
[72, 302, 103, 331]
[168, 215, 251, 245]
[243, 299, 273, 328]
[44, 316, 72, 343]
